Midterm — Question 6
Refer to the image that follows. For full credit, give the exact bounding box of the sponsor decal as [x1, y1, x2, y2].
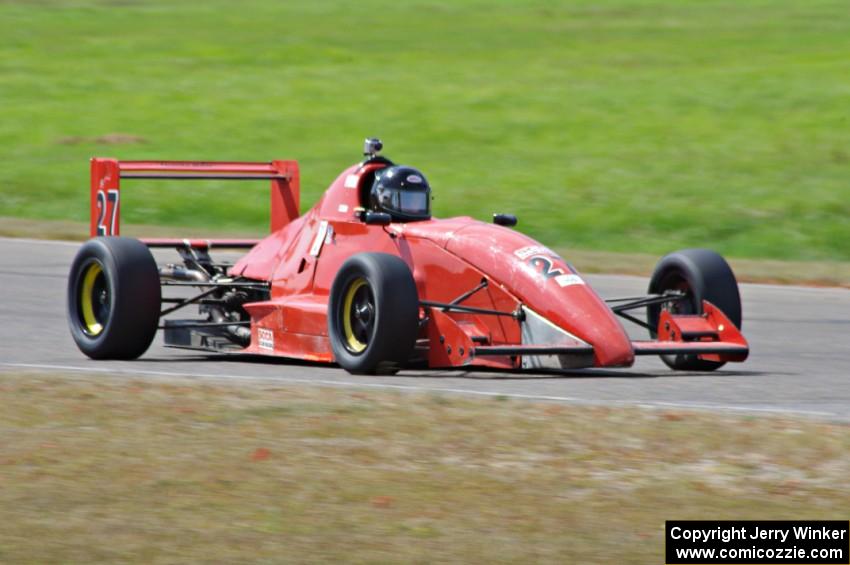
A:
[309, 220, 329, 257]
[258, 328, 274, 351]
[344, 174, 359, 188]
[406, 174, 423, 184]
[337, 204, 349, 213]
[555, 273, 584, 287]
[514, 245, 554, 260]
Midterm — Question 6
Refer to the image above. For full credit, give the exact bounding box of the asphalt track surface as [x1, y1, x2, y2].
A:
[1, 237, 849, 420]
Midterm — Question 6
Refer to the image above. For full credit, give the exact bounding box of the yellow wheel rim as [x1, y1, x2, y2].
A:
[342, 278, 368, 353]
[80, 262, 105, 336]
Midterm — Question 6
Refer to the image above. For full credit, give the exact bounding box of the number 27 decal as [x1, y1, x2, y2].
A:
[528, 255, 585, 288]
[95, 189, 120, 236]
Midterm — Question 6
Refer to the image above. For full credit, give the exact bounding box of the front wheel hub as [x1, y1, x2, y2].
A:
[342, 278, 375, 354]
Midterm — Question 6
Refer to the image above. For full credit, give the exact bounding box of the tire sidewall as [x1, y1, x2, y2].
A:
[68, 240, 119, 355]
[647, 255, 705, 337]
[67, 237, 160, 359]
[647, 248, 741, 371]
[329, 253, 419, 374]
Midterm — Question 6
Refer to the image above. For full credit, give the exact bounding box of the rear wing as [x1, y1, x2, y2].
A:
[89, 158, 300, 243]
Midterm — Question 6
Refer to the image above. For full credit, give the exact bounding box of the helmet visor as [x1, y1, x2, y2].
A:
[379, 188, 430, 218]
[400, 191, 429, 215]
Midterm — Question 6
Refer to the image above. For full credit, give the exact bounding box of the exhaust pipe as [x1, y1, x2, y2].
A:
[159, 264, 209, 282]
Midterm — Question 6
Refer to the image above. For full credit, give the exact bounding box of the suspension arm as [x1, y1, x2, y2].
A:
[448, 279, 488, 307]
[159, 281, 269, 289]
[420, 300, 523, 320]
[157, 321, 251, 330]
[159, 286, 222, 317]
[607, 291, 685, 313]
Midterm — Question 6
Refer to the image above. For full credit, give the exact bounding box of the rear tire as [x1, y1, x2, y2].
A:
[67, 237, 161, 359]
[328, 253, 419, 375]
[647, 248, 741, 371]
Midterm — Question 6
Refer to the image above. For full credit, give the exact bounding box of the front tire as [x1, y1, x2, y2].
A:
[647, 248, 742, 371]
[67, 237, 161, 359]
[328, 253, 419, 375]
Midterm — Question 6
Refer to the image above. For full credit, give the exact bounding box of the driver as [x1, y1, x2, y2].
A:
[369, 166, 431, 222]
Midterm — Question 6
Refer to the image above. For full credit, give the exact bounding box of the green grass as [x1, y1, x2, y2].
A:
[1, 372, 849, 563]
[1, 0, 848, 261]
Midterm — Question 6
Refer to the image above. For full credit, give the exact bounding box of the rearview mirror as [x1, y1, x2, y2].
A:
[363, 211, 392, 226]
[493, 213, 518, 227]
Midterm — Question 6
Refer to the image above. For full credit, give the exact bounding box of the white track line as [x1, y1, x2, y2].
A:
[0, 362, 836, 419]
[0, 236, 81, 247]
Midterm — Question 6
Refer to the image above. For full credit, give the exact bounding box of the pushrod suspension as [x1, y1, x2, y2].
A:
[420, 300, 522, 320]
[448, 279, 488, 307]
[608, 291, 685, 313]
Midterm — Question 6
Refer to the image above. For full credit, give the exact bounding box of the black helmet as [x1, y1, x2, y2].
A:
[370, 166, 431, 221]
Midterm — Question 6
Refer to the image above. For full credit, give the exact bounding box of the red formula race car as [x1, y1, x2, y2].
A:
[67, 139, 748, 374]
